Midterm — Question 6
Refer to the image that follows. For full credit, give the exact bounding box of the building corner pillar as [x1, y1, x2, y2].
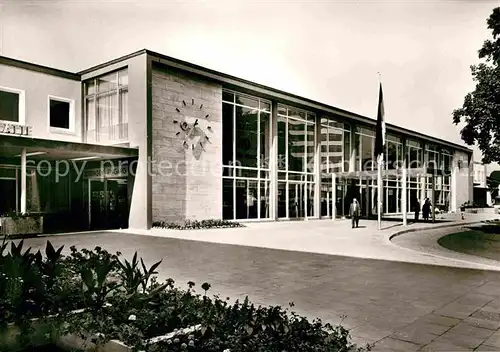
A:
[20, 148, 27, 214]
[468, 153, 474, 204]
[451, 158, 458, 212]
[332, 173, 336, 221]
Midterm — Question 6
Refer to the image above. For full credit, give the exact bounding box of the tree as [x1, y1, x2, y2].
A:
[453, 7, 500, 164]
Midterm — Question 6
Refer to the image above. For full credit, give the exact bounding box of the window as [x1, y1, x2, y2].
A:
[360, 133, 375, 170]
[222, 91, 271, 220]
[49, 97, 74, 131]
[0, 87, 24, 123]
[355, 127, 376, 171]
[0, 167, 16, 214]
[406, 140, 422, 169]
[441, 150, 452, 173]
[277, 104, 316, 218]
[319, 117, 350, 218]
[84, 69, 128, 144]
[386, 135, 402, 170]
[426, 144, 439, 170]
[319, 116, 350, 173]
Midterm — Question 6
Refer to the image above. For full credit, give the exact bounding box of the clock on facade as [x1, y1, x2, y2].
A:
[173, 98, 212, 151]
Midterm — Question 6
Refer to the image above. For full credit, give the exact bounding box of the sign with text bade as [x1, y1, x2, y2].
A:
[0, 123, 32, 136]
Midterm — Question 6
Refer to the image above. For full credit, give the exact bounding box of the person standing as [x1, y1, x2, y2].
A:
[414, 199, 421, 222]
[422, 198, 430, 221]
[350, 198, 361, 228]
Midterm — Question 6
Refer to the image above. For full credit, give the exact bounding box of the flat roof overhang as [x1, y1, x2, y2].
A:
[0, 135, 138, 162]
[142, 50, 472, 155]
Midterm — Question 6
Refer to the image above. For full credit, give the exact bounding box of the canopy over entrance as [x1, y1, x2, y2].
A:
[0, 135, 139, 217]
[326, 167, 443, 227]
[0, 134, 138, 162]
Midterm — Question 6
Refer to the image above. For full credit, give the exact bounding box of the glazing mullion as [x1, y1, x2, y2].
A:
[232, 103, 236, 221]
[304, 120, 307, 218]
[285, 115, 289, 219]
[328, 126, 331, 217]
[94, 79, 99, 142]
[257, 109, 261, 219]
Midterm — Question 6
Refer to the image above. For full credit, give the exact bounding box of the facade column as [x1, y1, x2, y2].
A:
[431, 173, 436, 223]
[20, 148, 27, 213]
[402, 137, 408, 225]
[270, 101, 278, 220]
[349, 123, 357, 172]
[451, 157, 458, 212]
[314, 113, 321, 219]
[402, 168, 407, 225]
[420, 141, 427, 206]
[468, 153, 474, 204]
[332, 173, 336, 221]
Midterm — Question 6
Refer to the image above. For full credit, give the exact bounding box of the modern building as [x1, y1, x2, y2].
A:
[472, 161, 496, 207]
[0, 49, 474, 232]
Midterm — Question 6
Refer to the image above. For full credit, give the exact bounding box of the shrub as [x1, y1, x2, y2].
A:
[59, 278, 367, 352]
[0, 239, 84, 328]
[152, 219, 244, 230]
[1, 241, 366, 352]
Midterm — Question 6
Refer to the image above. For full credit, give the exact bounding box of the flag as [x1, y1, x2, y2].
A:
[374, 82, 386, 163]
[375, 80, 385, 230]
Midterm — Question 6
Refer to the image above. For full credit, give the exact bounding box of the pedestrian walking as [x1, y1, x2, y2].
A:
[349, 198, 361, 228]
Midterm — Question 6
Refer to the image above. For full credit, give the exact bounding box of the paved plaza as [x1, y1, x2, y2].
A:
[16, 216, 500, 351]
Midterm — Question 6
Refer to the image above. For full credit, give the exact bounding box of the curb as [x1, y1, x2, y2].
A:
[388, 220, 500, 271]
[388, 221, 485, 241]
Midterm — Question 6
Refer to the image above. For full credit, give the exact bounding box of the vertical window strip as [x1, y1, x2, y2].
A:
[84, 69, 128, 144]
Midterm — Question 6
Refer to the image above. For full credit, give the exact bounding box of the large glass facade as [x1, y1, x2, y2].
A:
[84, 69, 129, 144]
[222, 91, 271, 220]
[220, 89, 456, 220]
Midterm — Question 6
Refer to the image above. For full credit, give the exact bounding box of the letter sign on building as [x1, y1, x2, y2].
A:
[0, 123, 32, 136]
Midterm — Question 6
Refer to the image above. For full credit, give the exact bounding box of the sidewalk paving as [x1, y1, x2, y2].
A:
[119, 213, 500, 271]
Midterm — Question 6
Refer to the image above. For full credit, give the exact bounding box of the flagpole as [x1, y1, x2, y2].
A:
[377, 72, 383, 230]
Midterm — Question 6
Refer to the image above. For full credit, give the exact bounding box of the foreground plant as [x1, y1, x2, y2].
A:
[1, 241, 367, 352]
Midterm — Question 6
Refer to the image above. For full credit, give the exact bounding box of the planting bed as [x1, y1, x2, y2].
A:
[0, 238, 367, 352]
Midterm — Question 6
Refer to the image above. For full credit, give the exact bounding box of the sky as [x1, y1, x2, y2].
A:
[0, 0, 498, 163]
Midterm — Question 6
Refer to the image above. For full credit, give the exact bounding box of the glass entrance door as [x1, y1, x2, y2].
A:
[288, 182, 305, 219]
[107, 179, 128, 229]
[90, 180, 107, 230]
[321, 179, 350, 219]
[89, 178, 128, 230]
[0, 179, 16, 215]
